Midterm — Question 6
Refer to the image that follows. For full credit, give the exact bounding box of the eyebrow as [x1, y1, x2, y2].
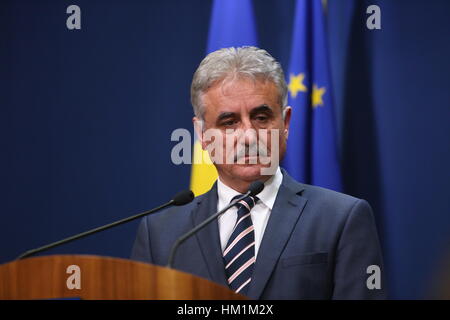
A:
[216, 104, 275, 123]
[217, 112, 236, 122]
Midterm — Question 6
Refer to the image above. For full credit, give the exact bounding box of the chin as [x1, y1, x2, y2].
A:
[230, 164, 269, 182]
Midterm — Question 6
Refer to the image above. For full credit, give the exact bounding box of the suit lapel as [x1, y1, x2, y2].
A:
[192, 184, 229, 287]
[247, 172, 307, 299]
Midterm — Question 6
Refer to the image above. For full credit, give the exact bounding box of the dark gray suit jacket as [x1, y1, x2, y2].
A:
[131, 169, 387, 299]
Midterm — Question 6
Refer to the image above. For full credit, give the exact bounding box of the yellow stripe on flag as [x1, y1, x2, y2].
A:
[190, 140, 218, 196]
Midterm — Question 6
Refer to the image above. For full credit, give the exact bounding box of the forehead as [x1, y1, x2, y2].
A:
[202, 77, 280, 115]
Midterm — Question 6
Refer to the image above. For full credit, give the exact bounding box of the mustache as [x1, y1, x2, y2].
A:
[233, 143, 269, 163]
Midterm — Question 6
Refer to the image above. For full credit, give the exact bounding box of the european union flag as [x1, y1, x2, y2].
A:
[283, 0, 342, 191]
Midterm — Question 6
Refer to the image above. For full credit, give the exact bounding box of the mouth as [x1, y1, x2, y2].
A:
[234, 155, 270, 165]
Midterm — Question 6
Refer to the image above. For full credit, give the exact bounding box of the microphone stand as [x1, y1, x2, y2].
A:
[166, 191, 250, 268]
[18, 200, 180, 260]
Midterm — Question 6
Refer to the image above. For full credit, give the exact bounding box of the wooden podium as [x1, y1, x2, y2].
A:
[0, 255, 246, 300]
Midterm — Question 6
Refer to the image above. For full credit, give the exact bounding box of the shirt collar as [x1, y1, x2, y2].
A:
[217, 167, 283, 210]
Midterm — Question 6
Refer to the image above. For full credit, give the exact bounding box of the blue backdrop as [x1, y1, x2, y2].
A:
[1, 0, 449, 299]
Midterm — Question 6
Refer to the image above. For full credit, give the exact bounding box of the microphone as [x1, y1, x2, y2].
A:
[17, 189, 194, 260]
[167, 181, 264, 268]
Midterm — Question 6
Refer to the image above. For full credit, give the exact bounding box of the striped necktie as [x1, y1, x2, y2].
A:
[223, 194, 259, 295]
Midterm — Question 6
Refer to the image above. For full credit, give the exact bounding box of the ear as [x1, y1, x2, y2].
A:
[282, 106, 292, 139]
[193, 117, 206, 150]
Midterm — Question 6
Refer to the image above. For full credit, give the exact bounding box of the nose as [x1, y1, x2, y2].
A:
[239, 117, 257, 146]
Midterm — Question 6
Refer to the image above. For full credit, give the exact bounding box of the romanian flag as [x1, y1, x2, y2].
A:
[283, 0, 342, 191]
[190, 0, 258, 196]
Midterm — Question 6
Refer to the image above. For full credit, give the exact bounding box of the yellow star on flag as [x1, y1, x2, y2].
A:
[311, 84, 326, 108]
[288, 73, 307, 98]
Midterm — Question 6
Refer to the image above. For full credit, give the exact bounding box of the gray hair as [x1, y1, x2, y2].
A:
[190, 46, 288, 119]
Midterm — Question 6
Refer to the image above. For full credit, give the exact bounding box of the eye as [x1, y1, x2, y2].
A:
[255, 115, 269, 122]
[222, 120, 238, 127]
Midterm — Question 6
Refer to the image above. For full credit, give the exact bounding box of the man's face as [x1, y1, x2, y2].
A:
[194, 77, 291, 185]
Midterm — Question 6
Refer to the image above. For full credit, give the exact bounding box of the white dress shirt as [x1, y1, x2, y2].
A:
[217, 167, 283, 258]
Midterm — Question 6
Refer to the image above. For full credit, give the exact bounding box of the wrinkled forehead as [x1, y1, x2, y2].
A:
[202, 76, 281, 114]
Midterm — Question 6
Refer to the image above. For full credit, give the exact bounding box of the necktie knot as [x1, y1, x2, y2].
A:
[231, 194, 259, 217]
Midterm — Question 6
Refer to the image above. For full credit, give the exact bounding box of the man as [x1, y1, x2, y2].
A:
[131, 46, 386, 299]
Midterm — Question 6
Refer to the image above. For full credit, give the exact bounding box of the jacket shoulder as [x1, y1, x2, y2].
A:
[281, 169, 370, 220]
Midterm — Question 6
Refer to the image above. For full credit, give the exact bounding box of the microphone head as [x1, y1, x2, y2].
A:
[172, 189, 195, 206]
[248, 180, 264, 197]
